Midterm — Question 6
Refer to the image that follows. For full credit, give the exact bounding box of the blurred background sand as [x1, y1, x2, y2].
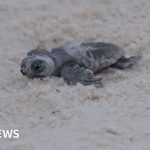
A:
[0, 0, 150, 149]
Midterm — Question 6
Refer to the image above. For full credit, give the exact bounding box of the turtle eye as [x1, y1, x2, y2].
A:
[34, 64, 41, 70]
[31, 60, 45, 72]
[21, 63, 26, 68]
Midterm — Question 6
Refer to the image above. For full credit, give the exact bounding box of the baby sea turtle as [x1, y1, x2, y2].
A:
[20, 42, 140, 87]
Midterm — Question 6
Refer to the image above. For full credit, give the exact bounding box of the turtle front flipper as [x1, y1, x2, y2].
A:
[27, 49, 50, 56]
[111, 56, 141, 69]
[60, 62, 103, 87]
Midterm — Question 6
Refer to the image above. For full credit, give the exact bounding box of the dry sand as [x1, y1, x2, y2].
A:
[0, 0, 150, 149]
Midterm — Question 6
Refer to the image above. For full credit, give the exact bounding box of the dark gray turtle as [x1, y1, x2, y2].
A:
[20, 42, 140, 87]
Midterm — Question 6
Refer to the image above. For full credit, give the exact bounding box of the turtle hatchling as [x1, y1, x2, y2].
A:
[20, 42, 140, 87]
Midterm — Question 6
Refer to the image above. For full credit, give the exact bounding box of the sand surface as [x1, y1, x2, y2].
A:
[0, 0, 150, 149]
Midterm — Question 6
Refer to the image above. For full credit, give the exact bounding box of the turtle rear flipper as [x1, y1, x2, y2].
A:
[111, 56, 141, 69]
[61, 62, 103, 87]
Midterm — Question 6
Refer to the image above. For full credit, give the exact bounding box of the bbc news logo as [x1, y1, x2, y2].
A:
[0, 130, 20, 139]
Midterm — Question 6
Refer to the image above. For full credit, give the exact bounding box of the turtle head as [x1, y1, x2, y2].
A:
[20, 55, 55, 79]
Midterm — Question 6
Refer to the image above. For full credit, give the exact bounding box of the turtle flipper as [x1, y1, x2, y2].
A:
[111, 56, 140, 69]
[61, 63, 103, 87]
[27, 49, 50, 56]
